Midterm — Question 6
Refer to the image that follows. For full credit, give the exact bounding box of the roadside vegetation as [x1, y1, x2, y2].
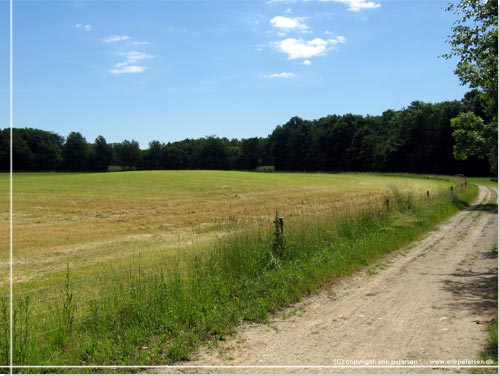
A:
[0, 172, 477, 369]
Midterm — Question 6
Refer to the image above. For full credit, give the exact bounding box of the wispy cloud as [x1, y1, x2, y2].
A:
[272, 36, 346, 60]
[118, 51, 154, 65]
[302, 59, 312, 65]
[109, 51, 154, 75]
[266, 72, 296, 78]
[75, 23, 92, 32]
[109, 65, 146, 75]
[102, 35, 131, 43]
[319, 0, 381, 12]
[270, 16, 310, 33]
[132, 41, 151, 46]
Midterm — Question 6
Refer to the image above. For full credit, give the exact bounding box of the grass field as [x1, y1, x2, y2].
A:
[0, 171, 479, 367]
[0, 171, 455, 293]
[468, 177, 498, 187]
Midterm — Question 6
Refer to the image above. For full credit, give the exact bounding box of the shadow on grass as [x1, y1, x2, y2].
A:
[465, 203, 498, 213]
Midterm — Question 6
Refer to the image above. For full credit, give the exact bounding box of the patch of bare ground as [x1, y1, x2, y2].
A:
[154, 185, 498, 374]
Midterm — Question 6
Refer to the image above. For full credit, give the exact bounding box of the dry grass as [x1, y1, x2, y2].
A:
[0, 171, 451, 297]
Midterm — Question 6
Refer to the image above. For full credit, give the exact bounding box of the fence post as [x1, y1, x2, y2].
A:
[384, 198, 390, 211]
[273, 212, 284, 254]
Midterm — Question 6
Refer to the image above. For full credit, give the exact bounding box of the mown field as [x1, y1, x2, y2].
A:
[0, 171, 454, 292]
[0, 171, 478, 368]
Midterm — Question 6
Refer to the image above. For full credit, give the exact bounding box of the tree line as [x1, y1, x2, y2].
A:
[0, 91, 493, 176]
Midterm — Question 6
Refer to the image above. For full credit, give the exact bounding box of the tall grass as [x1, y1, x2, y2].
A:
[2, 180, 477, 370]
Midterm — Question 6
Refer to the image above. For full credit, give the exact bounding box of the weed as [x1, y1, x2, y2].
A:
[326, 289, 337, 299]
[482, 318, 498, 362]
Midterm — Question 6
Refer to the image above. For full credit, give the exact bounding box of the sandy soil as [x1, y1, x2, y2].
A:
[154, 185, 498, 374]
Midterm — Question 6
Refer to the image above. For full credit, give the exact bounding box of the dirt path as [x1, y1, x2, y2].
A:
[156, 185, 498, 374]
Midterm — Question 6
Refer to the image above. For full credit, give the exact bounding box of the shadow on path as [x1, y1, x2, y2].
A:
[441, 266, 498, 315]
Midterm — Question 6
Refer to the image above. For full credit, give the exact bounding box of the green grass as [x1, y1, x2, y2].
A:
[0, 173, 477, 369]
[481, 247, 498, 365]
[482, 318, 498, 362]
[468, 177, 498, 187]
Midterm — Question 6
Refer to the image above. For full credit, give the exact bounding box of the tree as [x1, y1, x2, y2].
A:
[451, 111, 497, 170]
[161, 143, 189, 169]
[114, 140, 141, 170]
[91, 135, 113, 171]
[63, 132, 89, 171]
[29, 130, 64, 171]
[237, 138, 262, 170]
[192, 137, 230, 170]
[445, 0, 498, 174]
[143, 140, 164, 170]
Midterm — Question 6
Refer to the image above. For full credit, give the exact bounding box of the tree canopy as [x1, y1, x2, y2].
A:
[445, 0, 498, 174]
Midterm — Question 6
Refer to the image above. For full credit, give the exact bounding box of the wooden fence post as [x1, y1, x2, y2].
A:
[273, 213, 284, 253]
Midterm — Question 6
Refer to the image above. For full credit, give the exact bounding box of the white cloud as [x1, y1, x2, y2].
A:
[110, 51, 154, 75]
[75, 23, 92, 31]
[266, 72, 296, 78]
[109, 65, 146, 75]
[320, 0, 381, 12]
[102, 35, 131, 43]
[302, 59, 312, 65]
[118, 51, 154, 64]
[102, 34, 154, 75]
[273, 36, 345, 59]
[270, 16, 309, 32]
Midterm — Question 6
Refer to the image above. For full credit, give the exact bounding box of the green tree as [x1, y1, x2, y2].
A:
[445, 0, 498, 173]
[451, 111, 497, 169]
[192, 136, 230, 170]
[63, 132, 89, 171]
[143, 140, 164, 170]
[237, 138, 262, 170]
[115, 140, 141, 170]
[91, 135, 113, 171]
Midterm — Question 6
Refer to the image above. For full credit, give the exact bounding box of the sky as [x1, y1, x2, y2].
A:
[0, 0, 468, 147]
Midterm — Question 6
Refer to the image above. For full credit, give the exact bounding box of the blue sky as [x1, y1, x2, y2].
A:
[1, 0, 467, 147]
